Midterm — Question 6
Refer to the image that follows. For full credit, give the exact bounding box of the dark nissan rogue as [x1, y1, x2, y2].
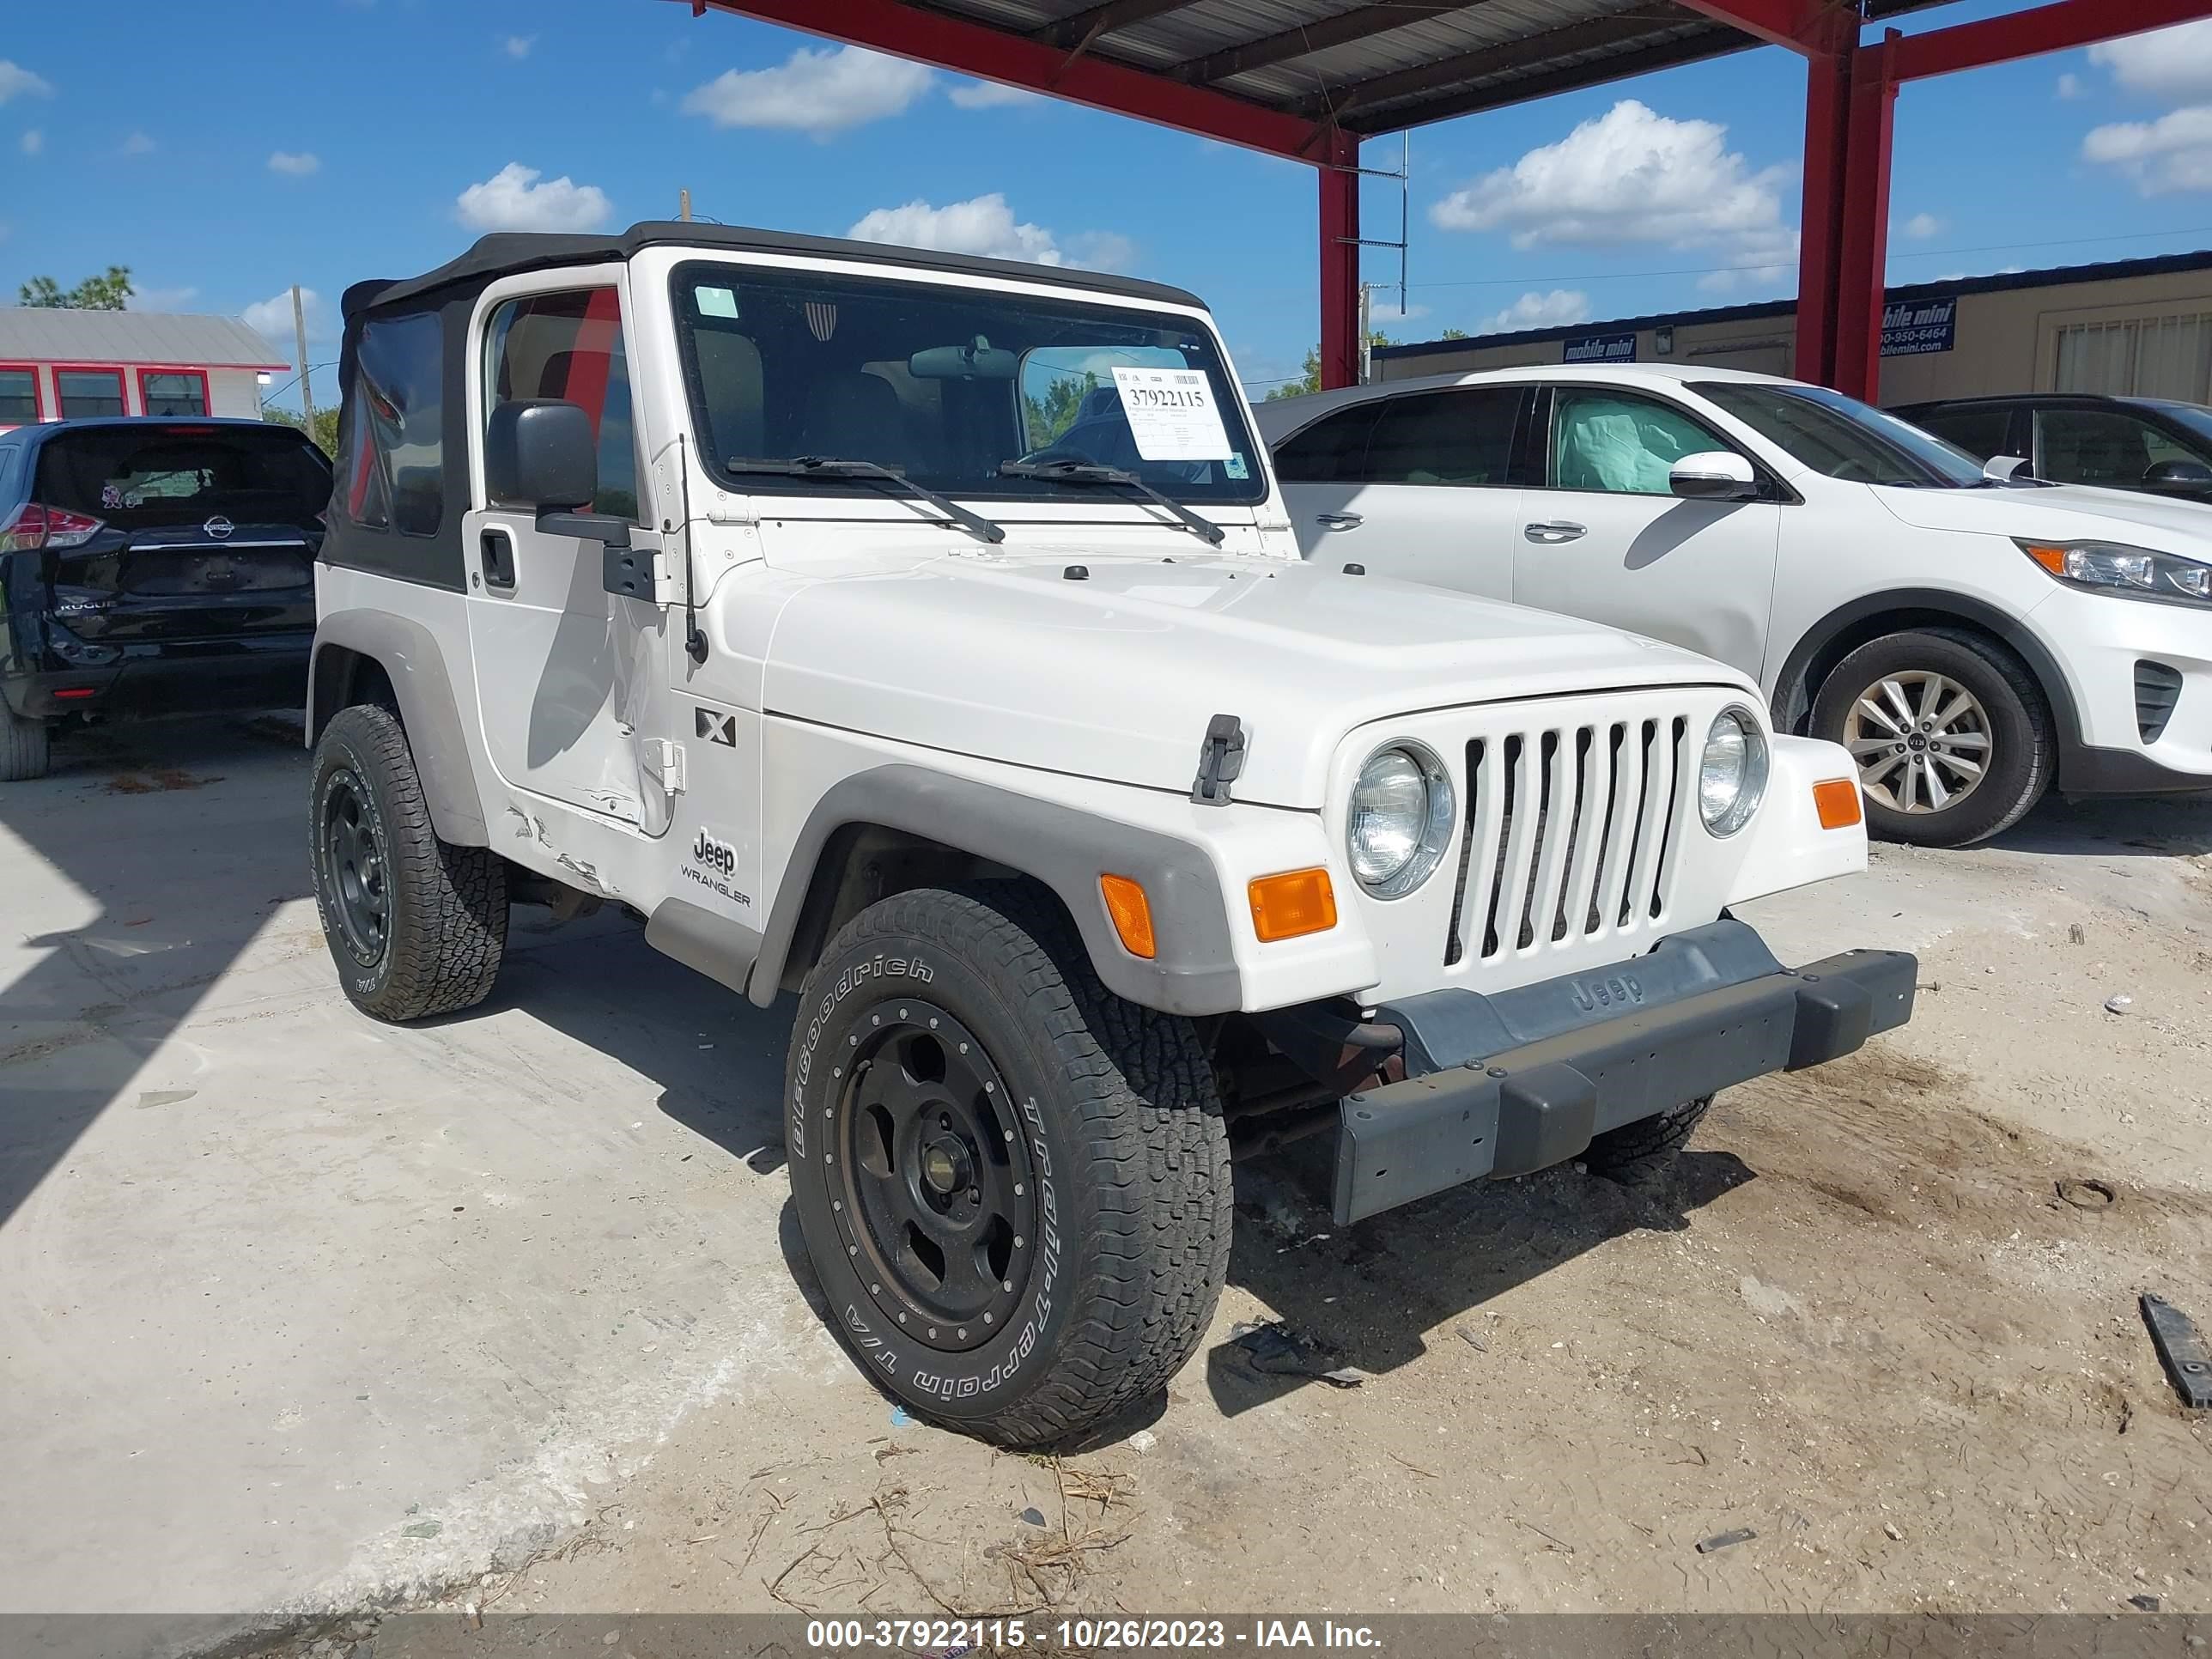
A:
[0, 417, 330, 780]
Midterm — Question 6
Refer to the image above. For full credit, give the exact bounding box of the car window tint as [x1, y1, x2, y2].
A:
[484, 289, 643, 521]
[1270, 403, 1382, 483]
[1359, 388, 1519, 486]
[2034, 407, 2196, 487]
[1552, 390, 1713, 495]
[1913, 406, 2011, 460]
[337, 310, 444, 537]
[33, 427, 331, 526]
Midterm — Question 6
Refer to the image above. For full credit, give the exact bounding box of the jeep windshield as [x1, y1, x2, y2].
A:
[672, 262, 1265, 507]
[1693, 380, 1989, 489]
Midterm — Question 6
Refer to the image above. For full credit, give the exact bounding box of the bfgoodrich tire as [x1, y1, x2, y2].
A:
[310, 703, 507, 1022]
[787, 884, 1231, 1447]
[0, 701, 52, 782]
[1813, 627, 2054, 849]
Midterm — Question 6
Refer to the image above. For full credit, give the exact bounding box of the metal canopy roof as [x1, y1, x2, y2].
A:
[872, 0, 1941, 136]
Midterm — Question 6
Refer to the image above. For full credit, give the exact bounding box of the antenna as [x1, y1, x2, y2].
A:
[1342, 134, 1410, 384]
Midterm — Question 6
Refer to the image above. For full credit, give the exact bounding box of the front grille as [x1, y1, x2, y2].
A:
[2136, 659, 2183, 744]
[1444, 714, 1692, 967]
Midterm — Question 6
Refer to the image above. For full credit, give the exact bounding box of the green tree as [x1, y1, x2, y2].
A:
[1440, 328, 1471, 340]
[18, 266, 135, 310]
[264, 404, 342, 457]
[1022, 370, 1095, 449]
[1261, 331, 1400, 401]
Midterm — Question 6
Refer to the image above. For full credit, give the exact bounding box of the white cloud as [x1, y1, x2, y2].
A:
[1899, 211, 1942, 240]
[1429, 99, 1796, 281]
[2057, 71, 2083, 100]
[1063, 229, 1137, 272]
[454, 161, 611, 232]
[0, 60, 53, 104]
[242, 287, 334, 352]
[2083, 105, 2212, 194]
[949, 79, 1039, 110]
[1476, 289, 1590, 335]
[1364, 295, 1430, 330]
[848, 193, 1064, 263]
[121, 131, 155, 155]
[502, 33, 537, 59]
[683, 46, 932, 138]
[130, 285, 199, 311]
[2088, 21, 2212, 102]
[268, 149, 319, 176]
[20, 128, 40, 156]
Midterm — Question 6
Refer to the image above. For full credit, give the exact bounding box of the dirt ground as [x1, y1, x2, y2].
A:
[348, 801, 2212, 1628]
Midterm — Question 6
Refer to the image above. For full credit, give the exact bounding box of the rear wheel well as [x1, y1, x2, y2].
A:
[775, 823, 1073, 997]
[1778, 608, 2056, 738]
[309, 645, 398, 742]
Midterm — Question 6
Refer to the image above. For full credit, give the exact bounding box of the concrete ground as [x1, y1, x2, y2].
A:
[3, 716, 2208, 1657]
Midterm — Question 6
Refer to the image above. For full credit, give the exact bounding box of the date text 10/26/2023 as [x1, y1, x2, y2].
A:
[805, 1617, 1382, 1651]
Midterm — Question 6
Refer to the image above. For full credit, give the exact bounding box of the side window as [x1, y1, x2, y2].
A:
[1913, 406, 2012, 460]
[337, 310, 444, 537]
[2033, 407, 2194, 489]
[1551, 389, 1724, 495]
[483, 289, 641, 521]
[138, 370, 209, 417]
[1359, 388, 1521, 486]
[1270, 403, 1382, 483]
[0, 368, 39, 424]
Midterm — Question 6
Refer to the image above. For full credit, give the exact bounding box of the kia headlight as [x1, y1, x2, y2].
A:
[2019, 538, 2212, 606]
[1699, 707, 1767, 837]
[1347, 741, 1455, 897]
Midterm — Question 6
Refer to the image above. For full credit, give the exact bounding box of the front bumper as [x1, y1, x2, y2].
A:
[1333, 919, 1916, 1224]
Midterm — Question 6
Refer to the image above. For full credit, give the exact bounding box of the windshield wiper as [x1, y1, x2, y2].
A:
[724, 455, 1003, 544]
[999, 459, 1225, 546]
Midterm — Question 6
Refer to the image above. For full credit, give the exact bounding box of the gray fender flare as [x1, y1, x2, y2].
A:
[308, 610, 489, 846]
[738, 764, 1245, 1018]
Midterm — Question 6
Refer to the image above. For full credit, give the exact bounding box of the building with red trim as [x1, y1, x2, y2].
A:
[0, 307, 289, 431]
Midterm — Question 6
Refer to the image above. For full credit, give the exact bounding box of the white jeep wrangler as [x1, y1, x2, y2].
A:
[306, 222, 1914, 1445]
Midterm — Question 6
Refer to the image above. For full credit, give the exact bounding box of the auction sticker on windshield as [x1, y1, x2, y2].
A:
[1112, 366, 1231, 461]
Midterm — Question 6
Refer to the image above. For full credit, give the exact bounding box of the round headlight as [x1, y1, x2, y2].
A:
[1348, 741, 1455, 897]
[1699, 706, 1769, 836]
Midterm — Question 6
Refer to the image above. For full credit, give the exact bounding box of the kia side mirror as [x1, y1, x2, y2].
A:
[484, 399, 630, 550]
[1669, 451, 1758, 501]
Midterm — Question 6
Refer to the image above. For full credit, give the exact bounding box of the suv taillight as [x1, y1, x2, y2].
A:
[0, 502, 106, 552]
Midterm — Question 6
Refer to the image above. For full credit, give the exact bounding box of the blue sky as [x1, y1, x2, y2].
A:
[6, 0, 2212, 407]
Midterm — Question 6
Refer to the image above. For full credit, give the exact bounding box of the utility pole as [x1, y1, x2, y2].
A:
[290, 284, 315, 432]
[678, 188, 691, 222]
[1358, 282, 1373, 385]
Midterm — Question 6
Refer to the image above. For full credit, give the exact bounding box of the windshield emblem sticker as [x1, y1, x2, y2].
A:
[1224, 453, 1249, 481]
[695, 707, 737, 747]
[805, 301, 838, 343]
[1110, 366, 1232, 462]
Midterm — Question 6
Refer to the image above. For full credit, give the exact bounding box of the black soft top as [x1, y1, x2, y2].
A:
[344, 221, 1206, 319]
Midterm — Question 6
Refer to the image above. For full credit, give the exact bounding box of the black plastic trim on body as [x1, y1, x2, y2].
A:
[2135, 659, 2183, 744]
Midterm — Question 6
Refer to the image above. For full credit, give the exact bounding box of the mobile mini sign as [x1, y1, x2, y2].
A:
[1562, 331, 1638, 365]
[1881, 295, 1957, 357]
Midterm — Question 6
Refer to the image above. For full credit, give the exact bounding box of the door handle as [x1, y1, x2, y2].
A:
[1523, 520, 1587, 544]
[479, 528, 517, 592]
[1314, 512, 1364, 532]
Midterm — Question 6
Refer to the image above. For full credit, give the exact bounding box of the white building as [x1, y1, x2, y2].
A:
[0, 307, 288, 429]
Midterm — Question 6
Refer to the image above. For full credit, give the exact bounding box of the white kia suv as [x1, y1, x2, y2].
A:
[1257, 366, 2212, 847]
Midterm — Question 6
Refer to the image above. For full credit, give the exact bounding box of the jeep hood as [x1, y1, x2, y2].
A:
[1872, 480, 2212, 554]
[763, 553, 1750, 810]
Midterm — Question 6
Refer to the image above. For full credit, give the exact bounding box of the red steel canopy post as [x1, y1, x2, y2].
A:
[1832, 31, 1900, 401]
[1320, 133, 1363, 391]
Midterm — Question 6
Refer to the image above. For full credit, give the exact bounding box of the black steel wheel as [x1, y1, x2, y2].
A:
[833, 1002, 1036, 1351]
[787, 883, 1231, 1447]
[309, 703, 507, 1022]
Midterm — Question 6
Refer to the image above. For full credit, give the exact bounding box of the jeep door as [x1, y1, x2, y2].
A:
[1271, 385, 1528, 600]
[463, 276, 674, 835]
[1511, 384, 1782, 678]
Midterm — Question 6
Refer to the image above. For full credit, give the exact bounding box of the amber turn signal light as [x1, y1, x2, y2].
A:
[1249, 867, 1337, 943]
[1813, 777, 1863, 830]
[1099, 873, 1156, 959]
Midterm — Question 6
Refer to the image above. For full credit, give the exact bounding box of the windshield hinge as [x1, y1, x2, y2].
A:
[642, 737, 686, 797]
[1191, 713, 1247, 806]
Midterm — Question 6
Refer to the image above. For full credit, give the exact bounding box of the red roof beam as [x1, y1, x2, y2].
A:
[684, 0, 1326, 158]
[1886, 0, 2212, 82]
[1673, 0, 1858, 56]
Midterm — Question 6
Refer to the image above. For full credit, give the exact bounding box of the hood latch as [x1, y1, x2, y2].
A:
[1191, 713, 1247, 806]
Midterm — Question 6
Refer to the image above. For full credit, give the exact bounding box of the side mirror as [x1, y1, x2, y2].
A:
[484, 399, 629, 549]
[2144, 458, 2212, 489]
[1983, 453, 2032, 484]
[1669, 450, 1758, 501]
